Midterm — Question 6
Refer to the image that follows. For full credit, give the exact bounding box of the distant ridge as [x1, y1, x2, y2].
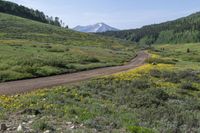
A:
[73, 23, 119, 33]
[100, 12, 200, 44]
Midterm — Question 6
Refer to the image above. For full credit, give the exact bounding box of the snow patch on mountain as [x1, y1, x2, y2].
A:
[73, 23, 119, 33]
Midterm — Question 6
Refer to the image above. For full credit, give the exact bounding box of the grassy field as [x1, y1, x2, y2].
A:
[1, 43, 200, 132]
[0, 13, 136, 82]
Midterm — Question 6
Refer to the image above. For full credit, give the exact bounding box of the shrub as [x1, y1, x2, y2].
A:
[131, 89, 169, 108]
[187, 48, 190, 53]
[82, 57, 100, 63]
[85, 117, 120, 131]
[150, 89, 169, 101]
[177, 89, 189, 95]
[178, 69, 200, 82]
[151, 69, 180, 83]
[181, 82, 198, 91]
[20, 108, 42, 115]
[147, 57, 176, 65]
[35, 66, 61, 76]
[131, 79, 150, 89]
[0, 63, 9, 70]
[0, 71, 10, 82]
[150, 69, 162, 78]
[46, 47, 69, 52]
[0, 70, 25, 82]
[162, 71, 180, 83]
[127, 126, 154, 133]
[32, 119, 54, 131]
[43, 57, 67, 68]
[47, 48, 65, 52]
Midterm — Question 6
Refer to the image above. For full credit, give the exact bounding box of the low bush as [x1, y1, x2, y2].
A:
[85, 117, 120, 132]
[181, 82, 198, 91]
[147, 57, 176, 65]
[131, 89, 169, 108]
[0, 70, 27, 82]
[43, 57, 68, 68]
[82, 57, 100, 63]
[32, 119, 54, 132]
[150, 69, 180, 83]
[150, 69, 162, 78]
[127, 126, 154, 133]
[131, 79, 150, 89]
[162, 71, 180, 83]
[46, 47, 69, 53]
[178, 69, 200, 83]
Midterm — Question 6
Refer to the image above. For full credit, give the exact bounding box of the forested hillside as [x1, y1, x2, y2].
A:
[100, 12, 200, 45]
[0, 0, 64, 27]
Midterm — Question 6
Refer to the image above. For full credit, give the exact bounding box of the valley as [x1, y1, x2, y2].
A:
[1, 43, 200, 132]
[0, 0, 200, 133]
[0, 13, 136, 83]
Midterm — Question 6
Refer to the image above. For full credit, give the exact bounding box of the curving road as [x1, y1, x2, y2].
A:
[0, 51, 150, 95]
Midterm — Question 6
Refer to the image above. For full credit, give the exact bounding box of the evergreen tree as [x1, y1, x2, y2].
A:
[100, 12, 200, 45]
[0, 0, 64, 27]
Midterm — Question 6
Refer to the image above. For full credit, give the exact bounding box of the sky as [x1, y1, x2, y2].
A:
[7, 0, 200, 29]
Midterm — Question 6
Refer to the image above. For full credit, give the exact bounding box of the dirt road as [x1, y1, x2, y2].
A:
[0, 51, 150, 95]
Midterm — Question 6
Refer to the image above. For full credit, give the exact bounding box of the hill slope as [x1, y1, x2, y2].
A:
[100, 12, 200, 45]
[0, 13, 135, 82]
[73, 23, 119, 33]
[0, 0, 62, 26]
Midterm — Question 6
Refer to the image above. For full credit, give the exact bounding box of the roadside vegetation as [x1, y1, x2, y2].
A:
[0, 13, 136, 82]
[1, 43, 200, 132]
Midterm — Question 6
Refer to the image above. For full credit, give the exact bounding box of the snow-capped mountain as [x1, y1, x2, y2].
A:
[73, 23, 119, 33]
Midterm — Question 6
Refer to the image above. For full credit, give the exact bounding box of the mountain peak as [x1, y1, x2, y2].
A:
[73, 23, 119, 33]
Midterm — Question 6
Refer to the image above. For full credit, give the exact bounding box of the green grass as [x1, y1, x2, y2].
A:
[1, 12, 200, 132]
[1, 43, 200, 132]
[152, 43, 200, 64]
[0, 13, 136, 82]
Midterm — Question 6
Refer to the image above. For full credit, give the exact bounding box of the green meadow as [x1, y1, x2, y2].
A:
[0, 13, 136, 82]
[1, 1, 200, 133]
[1, 43, 200, 132]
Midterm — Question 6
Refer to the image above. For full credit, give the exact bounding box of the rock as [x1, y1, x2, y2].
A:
[57, 128, 62, 130]
[27, 115, 36, 119]
[43, 130, 50, 133]
[28, 120, 33, 124]
[1, 123, 7, 131]
[17, 124, 25, 132]
[70, 125, 75, 129]
[29, 129, 35, 132]
[66, 122, 72, 125]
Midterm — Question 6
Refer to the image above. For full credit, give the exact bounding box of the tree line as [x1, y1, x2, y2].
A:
[100, 12, 200, 45]
[0, 0, 68, 28]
